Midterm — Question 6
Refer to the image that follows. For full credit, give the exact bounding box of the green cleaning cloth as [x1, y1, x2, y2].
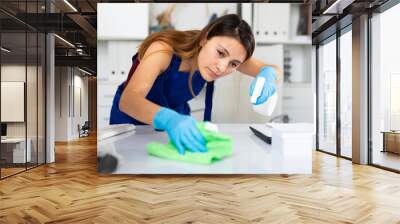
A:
[147, 122, 232, 164]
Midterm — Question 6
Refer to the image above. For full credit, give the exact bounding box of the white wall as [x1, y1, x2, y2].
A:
[55, 67, 89, 141]
[1, 66, 25, 130]
[72, 73, 89, 138]
[55, 67, 68, 141]
[1, 64, 46, 163]
[1, 65, 36, 138]
[1, 65, 26, 139]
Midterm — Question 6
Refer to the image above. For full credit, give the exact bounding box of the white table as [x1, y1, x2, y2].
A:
[98, 124, 312, 174]
[1, 138, 32, 163]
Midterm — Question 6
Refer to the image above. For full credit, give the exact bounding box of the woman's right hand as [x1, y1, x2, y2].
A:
[153, 107, 207, 155]
[249, 66, 277, 105]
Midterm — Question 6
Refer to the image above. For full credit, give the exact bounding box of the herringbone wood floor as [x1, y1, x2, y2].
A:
[1, 134, 400, 224]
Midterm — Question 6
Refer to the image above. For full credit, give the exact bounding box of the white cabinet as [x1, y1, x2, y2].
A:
[1, 138, 32, 163]
[241, 3, 253, 27]
[97, 3, 149, 40]
[245, 3, 311, 45]
[253, 4, 290, 42]
[108, 41, 139, 83]
[97, 40, 141, 130]
[98, 41, 140, 84]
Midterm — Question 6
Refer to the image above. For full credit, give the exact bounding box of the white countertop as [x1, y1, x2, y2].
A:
[1, 137, 29, 143]
[98, 124, 312, 174]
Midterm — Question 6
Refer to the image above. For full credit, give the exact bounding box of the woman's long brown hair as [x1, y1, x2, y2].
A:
[136, 14, 255, 97]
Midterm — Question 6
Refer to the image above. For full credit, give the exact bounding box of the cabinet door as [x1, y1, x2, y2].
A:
[254, 4, 290, 42]
[104, 41, 142, 83]
[97, 83, 118, 108]
[117, 41, 141, 83]
[241, 3, 253, 28]
[98, 3, 149, 40]
[98, 105, 112, 130]
[97, 41, 142, 131]
[97, 41, 109, 82]
[107, 41, 121, 83]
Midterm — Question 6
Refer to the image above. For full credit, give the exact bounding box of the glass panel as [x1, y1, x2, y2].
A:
[27, 30, 38, 169]
[371, 4, 400, 171]
[38, 32, 45, 165]
[0, 1, 46, 178]
[340, 30, 352, 158]
[318, 38, 337, 154]
[1, 24, 27, 178]
[26, 0, 38, 170]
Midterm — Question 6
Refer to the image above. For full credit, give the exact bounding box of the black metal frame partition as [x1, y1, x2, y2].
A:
[0, 0, 47, 180]
[315, 20, 352, 161]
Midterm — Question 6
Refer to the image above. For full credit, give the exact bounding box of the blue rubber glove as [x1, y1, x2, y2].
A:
[249, 66, 277, 105]
[153, 107, 207, 155]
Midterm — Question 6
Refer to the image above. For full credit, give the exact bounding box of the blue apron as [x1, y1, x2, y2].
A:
[109, 53, 214, 125]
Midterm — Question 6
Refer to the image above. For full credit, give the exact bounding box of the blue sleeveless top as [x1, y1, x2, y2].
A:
[109, 53, 214, 125]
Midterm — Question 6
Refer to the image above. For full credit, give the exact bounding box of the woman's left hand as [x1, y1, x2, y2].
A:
[249, 66, 277, 105]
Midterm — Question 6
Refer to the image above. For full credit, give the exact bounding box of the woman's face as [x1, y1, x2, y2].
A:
[197, 36, 247, 81]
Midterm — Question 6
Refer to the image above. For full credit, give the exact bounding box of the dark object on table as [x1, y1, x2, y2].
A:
[97, 154, 118, 173]
[249, 126, 272, 144]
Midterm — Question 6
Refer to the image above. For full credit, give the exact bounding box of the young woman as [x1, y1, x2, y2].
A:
[110, 14, 280, 155]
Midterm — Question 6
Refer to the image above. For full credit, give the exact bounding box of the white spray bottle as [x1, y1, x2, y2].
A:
[250, 77, 278, 116]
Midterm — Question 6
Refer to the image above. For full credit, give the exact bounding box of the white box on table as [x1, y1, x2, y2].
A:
[271, 123, 314, 151]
